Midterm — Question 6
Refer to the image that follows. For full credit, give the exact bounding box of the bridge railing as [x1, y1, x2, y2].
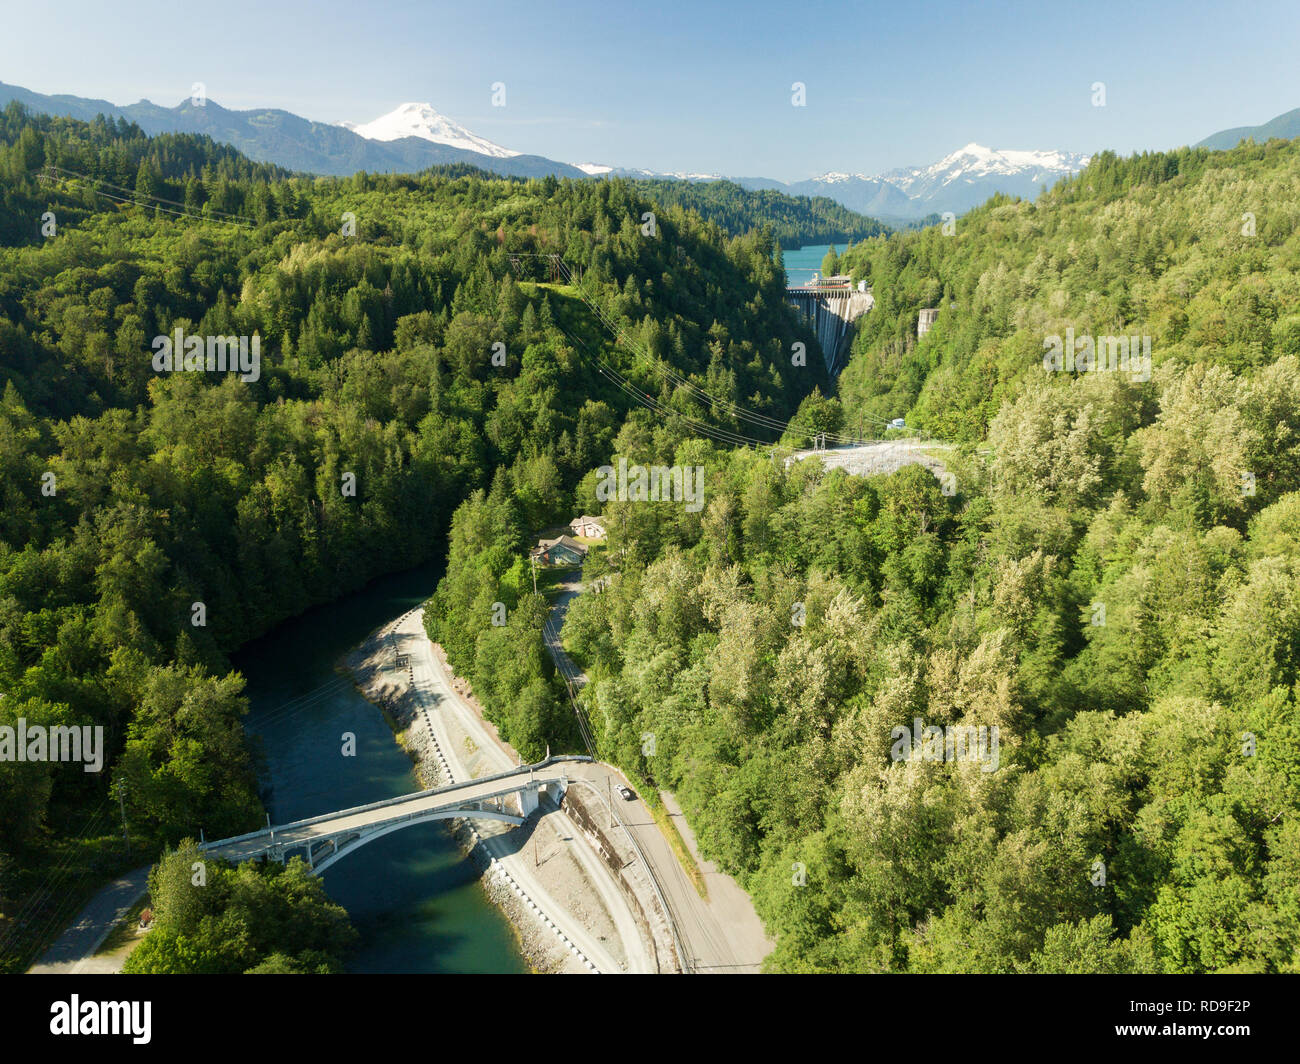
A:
[201, 753, 593, 851]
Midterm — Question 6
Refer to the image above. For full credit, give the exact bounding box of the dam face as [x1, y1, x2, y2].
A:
[784, 287, 873, 374]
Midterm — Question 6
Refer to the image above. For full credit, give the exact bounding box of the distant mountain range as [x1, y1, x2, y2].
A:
[9, 81, 1295, 224]
[609, 169, 920, 221]
[1196, 106, 1300, 151]
[746, 145, 1091, 221]
[560, 145, 1090, 222]
[0, 83, 588, 180]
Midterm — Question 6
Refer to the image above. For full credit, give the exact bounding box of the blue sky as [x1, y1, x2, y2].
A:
[3, 0, 1298, 181]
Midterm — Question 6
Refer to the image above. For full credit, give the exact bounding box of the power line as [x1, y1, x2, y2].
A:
[37, 164, 259, 228]
[550, 257, 912, 447]
[0, 802, 110, 959]
[547, 312, 780, 452]
[528, 261, 793, 451]
[557, 259, 796, 431]
[42, 165, 259, 223]
[247, 677, 356, 731]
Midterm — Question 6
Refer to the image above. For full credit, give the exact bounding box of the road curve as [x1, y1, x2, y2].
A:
[536, 570, 774, 973]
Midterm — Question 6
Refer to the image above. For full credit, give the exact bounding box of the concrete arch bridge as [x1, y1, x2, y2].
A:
[199, 755, 587, 875]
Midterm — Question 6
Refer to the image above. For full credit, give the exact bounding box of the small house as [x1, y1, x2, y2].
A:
[569, 515, 606, 539]
[530, 535, 588, 566]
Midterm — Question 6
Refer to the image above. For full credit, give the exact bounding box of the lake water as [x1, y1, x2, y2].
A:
[781, 243, 835, 285]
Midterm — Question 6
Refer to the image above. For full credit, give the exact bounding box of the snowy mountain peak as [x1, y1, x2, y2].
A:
[601, 166, 726, 182]
[921, 143, 1089, 181]
[341, 103, 519, 158]
[875, 143, 1091, 209]
[811, 170, 875, 184]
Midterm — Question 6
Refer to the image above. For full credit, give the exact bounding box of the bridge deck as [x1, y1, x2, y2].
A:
[202, 755, 591, 862]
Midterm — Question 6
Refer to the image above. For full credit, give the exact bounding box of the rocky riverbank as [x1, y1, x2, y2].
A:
[341, 610, 636, 974]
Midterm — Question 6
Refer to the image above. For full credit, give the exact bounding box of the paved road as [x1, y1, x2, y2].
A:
[31, 593, 768, 977]
[28, 763, 586, 972]
[535, 573, 774, 973]
[541, 572, 598, 752]
[28, 866, 150, 975]
[572, 763, 771, 973]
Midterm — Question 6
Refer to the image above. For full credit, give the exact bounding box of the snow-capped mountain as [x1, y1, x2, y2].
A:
[779, 173, 916, 219]
[333, 106, 1089, 219]
[605, 166, 726, 182]
[880, 143, 1091, 214]
[0, 77, 1088, 220]
[656, 170, 726, 181]
[725, 144, 1089, 221]
[587, 144, 1086, 222]
[808, 171, 870, 184]
[341, 102, 519, 158]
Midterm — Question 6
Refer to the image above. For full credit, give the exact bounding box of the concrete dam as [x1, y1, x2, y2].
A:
[785, 284, 874, 375]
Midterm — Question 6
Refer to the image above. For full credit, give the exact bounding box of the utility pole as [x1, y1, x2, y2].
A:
[530, 554, 538, 596]
[116, 779, 130, 854]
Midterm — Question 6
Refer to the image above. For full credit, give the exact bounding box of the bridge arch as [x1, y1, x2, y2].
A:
[200, 755, 588, 875]
[303, 807, 526, 874]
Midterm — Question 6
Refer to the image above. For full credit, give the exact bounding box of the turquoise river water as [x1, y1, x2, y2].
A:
[232, 561, 529, 974]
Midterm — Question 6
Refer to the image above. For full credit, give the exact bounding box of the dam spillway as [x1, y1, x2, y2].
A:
[784, 286, 874, 375]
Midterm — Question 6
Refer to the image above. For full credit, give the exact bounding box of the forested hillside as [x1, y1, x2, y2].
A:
[620, 178, 889, 249]
[835, 140, 1300, 442]
[6, 98, 1300, 976]
[473, 140, 1300, 972]
[122, 843, 358, 974]
[0, 104, 824, 968]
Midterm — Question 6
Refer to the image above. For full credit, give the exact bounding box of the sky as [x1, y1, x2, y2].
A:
[3, 0, 1299, 182]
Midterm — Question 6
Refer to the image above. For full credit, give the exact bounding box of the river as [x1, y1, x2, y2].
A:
[231, 560, 529, 974]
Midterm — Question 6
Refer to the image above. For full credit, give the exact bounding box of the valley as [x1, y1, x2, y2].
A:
[2, 5, 1299, 996]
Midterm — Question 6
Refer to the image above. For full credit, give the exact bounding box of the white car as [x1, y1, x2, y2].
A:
[617, 785, 634, 801]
